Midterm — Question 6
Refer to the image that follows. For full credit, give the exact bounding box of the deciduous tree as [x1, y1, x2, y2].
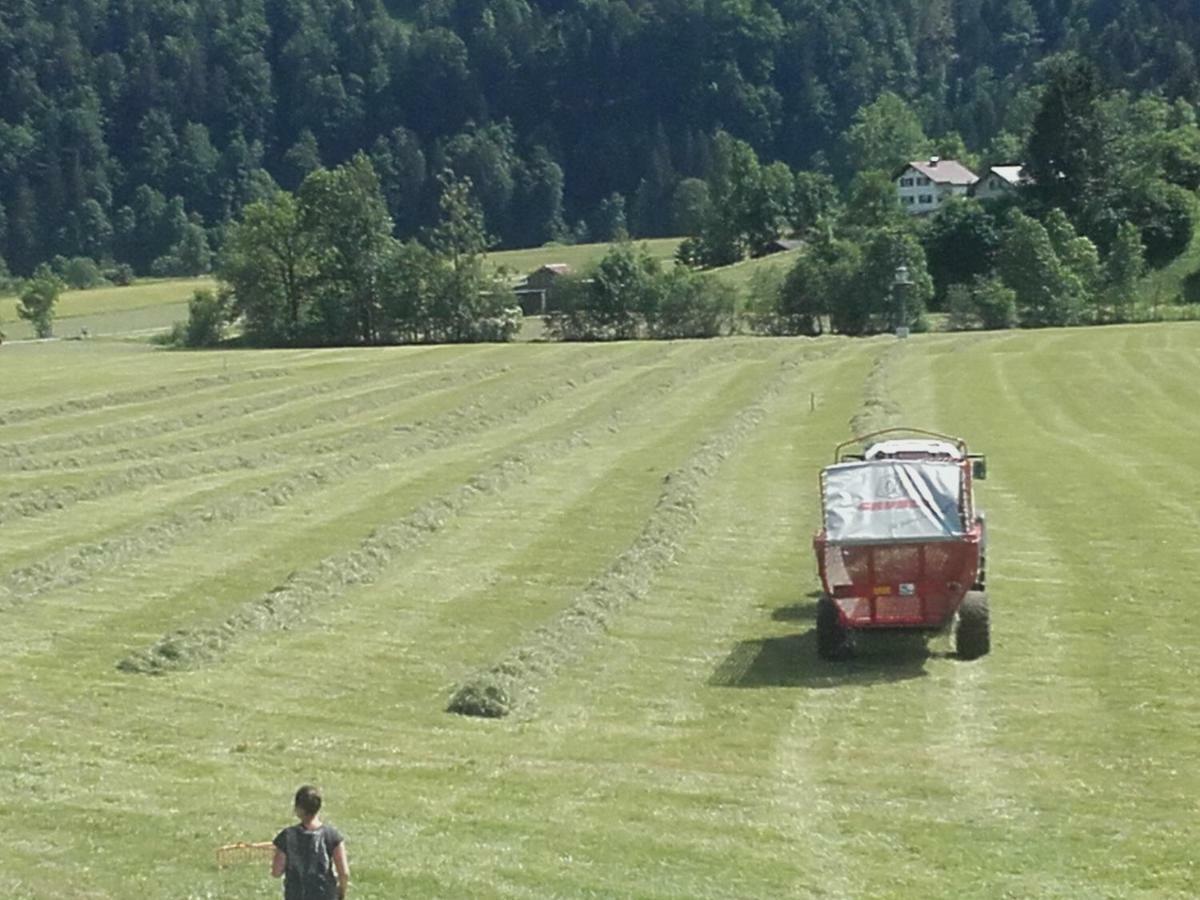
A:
[299, 153, 395, 344]
[220, 190, 317, 344]
[17, 263, 63, 338]
[845, 92, 930, 175]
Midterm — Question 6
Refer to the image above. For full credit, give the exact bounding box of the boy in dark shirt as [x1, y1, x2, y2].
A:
[271, 785, 350, 900]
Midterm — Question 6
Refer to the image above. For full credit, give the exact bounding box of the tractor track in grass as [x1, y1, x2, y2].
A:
[518, 345, 871, 893]
[0, 346, 674, 609]
[902, 347, 1026, 850]
[446, 349, 828, 718]
[114, 341, 812, 675]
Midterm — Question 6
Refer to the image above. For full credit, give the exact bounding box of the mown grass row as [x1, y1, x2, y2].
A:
[446, 354, 815, 717]
[109, 341, 779, 673]
[1, 345, 670, 603]
[0, 347, 518, 463]
[0, 364, 290, 427]
[0, 357, 537, 519]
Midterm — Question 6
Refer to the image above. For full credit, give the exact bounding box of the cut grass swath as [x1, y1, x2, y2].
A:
[447, 360, 806, 718]
[848, 340, 904, 437]
[2, 350, 651, 609]
[113, 343, 782, 674]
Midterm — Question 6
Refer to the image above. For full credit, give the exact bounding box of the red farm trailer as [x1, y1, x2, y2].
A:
[813, 428, 990, 660]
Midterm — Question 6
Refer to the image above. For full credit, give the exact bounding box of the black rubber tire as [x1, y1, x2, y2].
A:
[973, 552, 987, 591]
[816, 594, 849, 660]
[956, 591, 990, 660]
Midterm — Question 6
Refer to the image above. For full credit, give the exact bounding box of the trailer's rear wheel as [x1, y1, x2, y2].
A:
[956, 591, 990, 660]
[817, 594, 849, 660]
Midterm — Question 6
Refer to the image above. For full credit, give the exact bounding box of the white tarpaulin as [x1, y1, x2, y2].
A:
[823, 460, 964, 543]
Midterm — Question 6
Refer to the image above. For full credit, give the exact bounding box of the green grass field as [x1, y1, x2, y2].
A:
[3, 323, 1199, 898]
[2, 278, 216, 341]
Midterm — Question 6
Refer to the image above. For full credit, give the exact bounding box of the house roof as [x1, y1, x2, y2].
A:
[766, 238, 806, 252]
[985, 165, 1029, 186]
[897, 158, 978, 186]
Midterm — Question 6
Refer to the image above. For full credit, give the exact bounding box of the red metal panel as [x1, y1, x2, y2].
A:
[815, 525, 983, 628]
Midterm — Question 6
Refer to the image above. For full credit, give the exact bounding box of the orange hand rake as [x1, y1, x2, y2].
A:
[216, 841, 276, 868]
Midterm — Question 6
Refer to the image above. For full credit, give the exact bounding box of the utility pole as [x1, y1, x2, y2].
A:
[893, 264, 912, 338]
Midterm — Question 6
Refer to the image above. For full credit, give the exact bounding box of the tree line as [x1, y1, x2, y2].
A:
[3, 0, 1200, 278]
[190, 157, 519, 347]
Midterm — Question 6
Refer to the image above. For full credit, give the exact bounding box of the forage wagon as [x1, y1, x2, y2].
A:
[812, 428, 990, 660]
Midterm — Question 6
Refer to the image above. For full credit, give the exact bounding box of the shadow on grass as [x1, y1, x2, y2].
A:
[711, 598, 935, 688]
[771, 590, 823, 623]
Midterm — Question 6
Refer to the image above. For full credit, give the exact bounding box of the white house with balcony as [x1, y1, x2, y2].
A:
[894, 157, 978, 215]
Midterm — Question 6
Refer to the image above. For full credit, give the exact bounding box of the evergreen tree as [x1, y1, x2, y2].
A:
[283, 130, 323, 193]
[1025, 54, 1107, 222]
[511, 147, 566, 248]
[593, 193, 628, 243]
[670, 179, 711, 237]
[1104, 221, 1144, 322]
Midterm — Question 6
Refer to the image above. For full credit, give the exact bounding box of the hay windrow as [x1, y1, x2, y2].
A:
[3, 350, 636, 606]
[112, 342, 775, 674]
[848, 341, 905, 437]
[0, 360, 521, 521]
[116, 450, 563, 675]
[447, 360, 805, 719]
[0, 351, 623, 528]
[0, 368, 292, 427]
[0, 361, 509, 470]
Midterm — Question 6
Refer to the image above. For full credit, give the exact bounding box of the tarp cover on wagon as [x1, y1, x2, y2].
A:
[822, 460, 964, 543]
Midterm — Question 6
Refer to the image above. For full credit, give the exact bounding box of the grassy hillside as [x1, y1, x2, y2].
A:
[707, 246, 803, 290]
[1139, 226, 1200, 308]
[487, 237, 683, 276]
[2, 326, 1199, 898]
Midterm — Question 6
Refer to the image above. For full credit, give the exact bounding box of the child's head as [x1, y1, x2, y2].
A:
[294, 784, 323, 819]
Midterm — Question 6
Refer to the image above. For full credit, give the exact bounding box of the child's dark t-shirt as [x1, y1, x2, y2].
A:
[273, 823, 344, 900]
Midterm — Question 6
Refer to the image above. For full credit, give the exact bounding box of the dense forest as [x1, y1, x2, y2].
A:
[1, 0, 1199, 276]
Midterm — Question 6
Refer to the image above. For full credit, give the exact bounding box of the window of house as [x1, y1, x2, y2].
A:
[900, 177, 913, 187]
[901, 196, 915, 205]
[919, 194, 933, 204]
[918, 177, 931, 186]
